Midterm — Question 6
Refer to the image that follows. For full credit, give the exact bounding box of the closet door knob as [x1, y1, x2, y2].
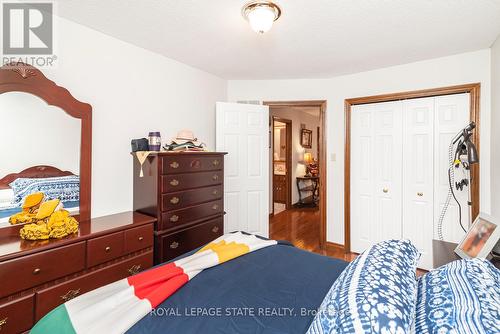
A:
[170, 179, 179, 186]
[382, 188, 389, 193]
[417, 192, 424, 197]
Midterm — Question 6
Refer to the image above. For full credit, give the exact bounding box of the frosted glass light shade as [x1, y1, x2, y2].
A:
[248, 6, 276, 33]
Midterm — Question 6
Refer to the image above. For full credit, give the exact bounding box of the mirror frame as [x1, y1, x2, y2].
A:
[0, 62, 92, 221]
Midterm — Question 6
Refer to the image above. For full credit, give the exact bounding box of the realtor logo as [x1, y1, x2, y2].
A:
[2, 2, 53, 55]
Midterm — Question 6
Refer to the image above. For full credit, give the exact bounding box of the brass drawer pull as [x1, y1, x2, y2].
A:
[170, 215, 179, 222]
[105, 246, 111, 252]
[212, 160, 220, 166]
[170, 197, 180, 205]
[383, 188, 389, 193]
[212, 226, 219, 233]
[170, 241, 179, 249]
[417, 192, 424, 197]
[212, 189, 218, 196]
[170, 161, 179, 169]
[0, 317, 8, 329]
[61, 289, 80, 302]
[212, 174, 219, 181]
[33, 268, 41, 275]
[170, 179, 179, 186]
[128, 264, 142, 276]
[212, 204, 219, 210]
[138, 236, 144, 241]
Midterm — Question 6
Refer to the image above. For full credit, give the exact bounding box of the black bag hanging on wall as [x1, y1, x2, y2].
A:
[131, 138, 149, 152]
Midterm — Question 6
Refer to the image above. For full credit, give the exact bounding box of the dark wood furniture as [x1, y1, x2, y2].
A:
[296, 176, 319, 207]
[133, 152, 226, 264]
[432, 239, 500, 269]
[0, 212, 155, 333]
[273, 174, 287, 204]
[0, 62, 92, 221]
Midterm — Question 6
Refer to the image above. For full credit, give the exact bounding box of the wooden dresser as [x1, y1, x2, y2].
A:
[0, 212, 155, 334]
[133, 152, 226, 264]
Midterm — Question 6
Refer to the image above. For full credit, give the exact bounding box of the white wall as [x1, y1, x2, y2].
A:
[32, 16, 227, 218]
[0, 92, 80, 177]
[491, 37, 500, 219]
[228, 49, 492, 244]
[271, 108, 320, 205]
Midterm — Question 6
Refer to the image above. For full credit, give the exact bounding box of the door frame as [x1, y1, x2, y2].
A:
[264, 100, 328, 250]
[344, 83, 481, 253]
[272, 117, 292, 212]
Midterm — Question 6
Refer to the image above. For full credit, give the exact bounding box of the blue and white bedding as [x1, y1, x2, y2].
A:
[0, 175, 80, 221]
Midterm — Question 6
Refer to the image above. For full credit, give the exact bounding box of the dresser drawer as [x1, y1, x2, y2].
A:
[160, 200, 223, 231]
[124, 224, 153, 254]
[0, 242, 86, 298]
[0, 294, 34, 334]
[87, 231, 124, 267]
[35, 251, 153, 321]
[161, 185, 222, 211]
[161, 171, 223, 193]
[155, 217, 223, 263]
[161, 155, 223, 174]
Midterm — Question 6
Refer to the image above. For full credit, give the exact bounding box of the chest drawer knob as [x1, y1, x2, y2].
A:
[128, 264, 142, 276]
[212, 204, 219, 210]
[212, 159, 220, 166]
[0, 317, 7, 329]
[105, 246, 111, 252]
[138, 236, 144, 241]
[61, 288, 81, 302]
[33, 268, 41, 275]
[417, 192, 424, 197]
[212, 226, 219, 233]
[212, 189, 218, 195]
[170, 161, 179, 169]
[170, 215, 179, 222]
[170, 197, 180, 205]
[170, 241, 179, 249]
[212, 174, 219, 181]
[170, 179, 179, 186]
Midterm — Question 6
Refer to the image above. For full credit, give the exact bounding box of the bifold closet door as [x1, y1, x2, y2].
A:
[434, 93, 471, 243]
[402, 97, 434, 270]
[351, 101, 403, 254]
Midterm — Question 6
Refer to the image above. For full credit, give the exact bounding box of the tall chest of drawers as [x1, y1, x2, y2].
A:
[133, 152, 226, 264]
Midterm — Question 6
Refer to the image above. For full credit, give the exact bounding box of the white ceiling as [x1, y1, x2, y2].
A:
[55, 0, 500, 80]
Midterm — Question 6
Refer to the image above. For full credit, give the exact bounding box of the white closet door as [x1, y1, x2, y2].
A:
[434, 93, 470, 243]
[351, 101, 403, 253]
[402, 97, 434, 270]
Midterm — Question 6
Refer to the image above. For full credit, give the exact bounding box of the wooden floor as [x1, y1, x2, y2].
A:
[269, 207, 426, 275]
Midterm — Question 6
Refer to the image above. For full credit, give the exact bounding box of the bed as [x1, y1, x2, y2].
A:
[32, 235, 500, 334]
[0, 165, 80, 225]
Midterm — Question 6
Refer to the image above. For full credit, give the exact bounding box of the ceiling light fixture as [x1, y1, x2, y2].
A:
[242, 1, 281, 34]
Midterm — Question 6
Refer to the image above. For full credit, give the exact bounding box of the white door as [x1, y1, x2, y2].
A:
[402, 97, 435, 270]
[216, 102, 270, 237]
[351, 101, 403, 253]
[434, 93, 470, 243]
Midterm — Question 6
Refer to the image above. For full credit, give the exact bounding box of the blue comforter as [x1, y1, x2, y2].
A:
[128, 242, 348, 334]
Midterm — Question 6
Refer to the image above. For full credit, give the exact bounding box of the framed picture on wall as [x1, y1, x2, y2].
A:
[455, 213, 500, 259]
[301, 129, 312, 148]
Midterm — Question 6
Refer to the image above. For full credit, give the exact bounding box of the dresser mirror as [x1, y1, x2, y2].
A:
[0, 63, 92, 230]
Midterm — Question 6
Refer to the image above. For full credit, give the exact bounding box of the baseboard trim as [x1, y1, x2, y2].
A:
[325, 242, 345, 253]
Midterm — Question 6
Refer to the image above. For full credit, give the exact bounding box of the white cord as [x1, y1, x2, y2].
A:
[437, 140, 455, 240]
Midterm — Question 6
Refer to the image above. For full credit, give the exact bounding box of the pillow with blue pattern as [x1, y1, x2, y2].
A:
[307, 240, 420, 334]
[10, 176, 80, 206]
[415, 258, 500, 334]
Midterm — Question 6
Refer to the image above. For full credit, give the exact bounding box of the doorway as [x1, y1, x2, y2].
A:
[272, 118, 292, 215]
[265, 100, 327, 252]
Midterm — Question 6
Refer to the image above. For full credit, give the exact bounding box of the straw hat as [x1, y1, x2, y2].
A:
[170, 130, 201, 145]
